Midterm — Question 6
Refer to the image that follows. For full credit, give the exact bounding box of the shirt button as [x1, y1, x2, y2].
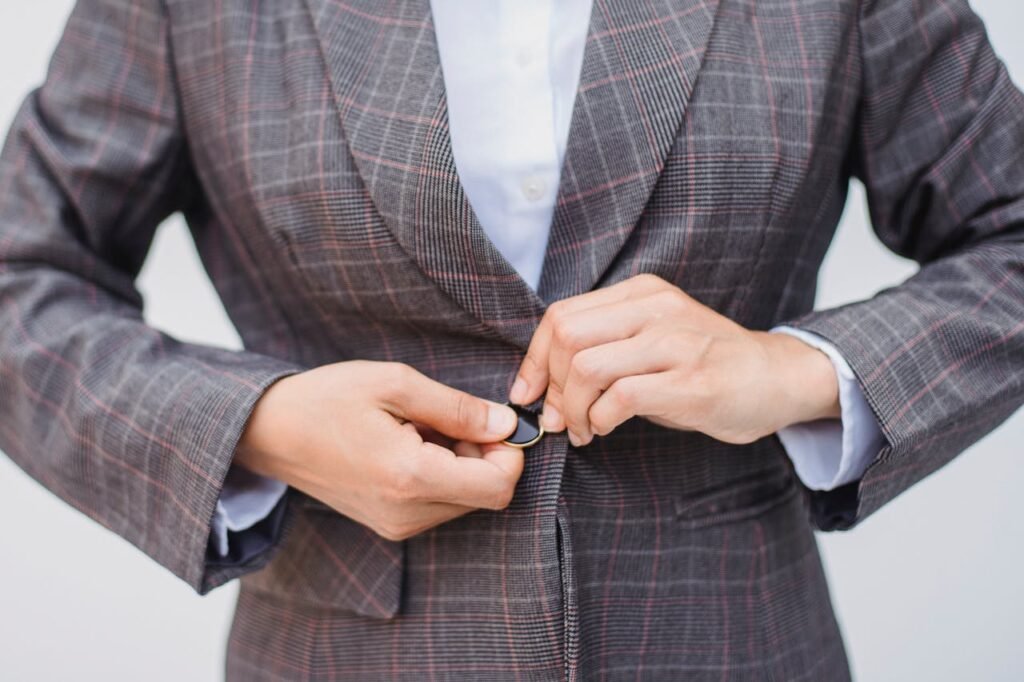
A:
[521, 175, 547, 201]
[515, 48, 534, 68]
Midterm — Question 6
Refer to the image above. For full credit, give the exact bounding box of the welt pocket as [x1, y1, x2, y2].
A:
[672, 467, 799, 529]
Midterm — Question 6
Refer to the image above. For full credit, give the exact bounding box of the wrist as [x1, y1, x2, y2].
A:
[757, 330, 841, 426]
[235, 374, 301, 483]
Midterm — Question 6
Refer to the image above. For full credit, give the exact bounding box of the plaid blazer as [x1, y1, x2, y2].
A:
[1, 0, 1022, 679]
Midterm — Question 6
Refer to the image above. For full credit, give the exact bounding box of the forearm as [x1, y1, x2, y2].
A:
[0, 0, 307, 591]
[0, 265, 305, 590]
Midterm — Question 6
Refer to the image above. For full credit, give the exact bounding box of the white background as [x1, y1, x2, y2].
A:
[0, 2, 1021, 680]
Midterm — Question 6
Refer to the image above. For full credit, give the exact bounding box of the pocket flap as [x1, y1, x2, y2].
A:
[673, 465, 798, 528]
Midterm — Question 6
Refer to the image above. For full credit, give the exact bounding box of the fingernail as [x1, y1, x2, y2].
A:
[568, 431, 581, 447]
[488, 403, 518, 437]
[509, 376, 528, 404]
[540, 402, 562, 431]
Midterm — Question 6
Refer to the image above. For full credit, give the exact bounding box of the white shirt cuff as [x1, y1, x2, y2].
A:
[210, 465, 288, 556]
[768, 326, 886, 491]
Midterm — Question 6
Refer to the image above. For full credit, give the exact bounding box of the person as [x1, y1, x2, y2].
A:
[0, 0, 1020, 679]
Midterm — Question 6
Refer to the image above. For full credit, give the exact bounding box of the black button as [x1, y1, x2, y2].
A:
[501, 402, 544, 448]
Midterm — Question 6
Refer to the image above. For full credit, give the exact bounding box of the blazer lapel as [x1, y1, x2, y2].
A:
[301, 0, 720, 348]
[537, 0, 721, 303]
[302, 0, 547, 350]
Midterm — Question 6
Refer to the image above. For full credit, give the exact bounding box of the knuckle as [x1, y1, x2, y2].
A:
[537, 306, 560, 334]
[552, 320, 581, 349]
[377, 522, 413, 542]
[569, 349, 600, 384]
[494, 488, 515, 510]
[545, 300, 568, 323]
[387, 460, 423, 503]
[636, 272, 666, 291]
[730, 431, 760, 445]
[589, 412, 612, 436]
[558, 406, 586, 438]
[382, 361, 407, 379]
[654, 288, 683, 312]
[656, 330, 682, 357]
[606, 380, 634, 410]
[383, 362, 415, 400]
[375, 524, 403, 542]
[589, 400, 615, 435]
[340, 358, 371, 378]
[376, 509, 425, 541]
[489, 481, 516, 510]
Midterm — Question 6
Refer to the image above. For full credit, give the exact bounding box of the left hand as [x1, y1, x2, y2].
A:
[508, 274, 841, 447]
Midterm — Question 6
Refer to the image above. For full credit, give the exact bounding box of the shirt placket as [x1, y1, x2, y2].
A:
[499, 0, 559, 290]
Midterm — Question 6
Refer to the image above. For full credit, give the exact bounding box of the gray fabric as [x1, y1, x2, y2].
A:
[0, 0, 1021, 679]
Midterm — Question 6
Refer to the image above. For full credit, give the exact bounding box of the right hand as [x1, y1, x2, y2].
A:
[234, 360, 523, 541]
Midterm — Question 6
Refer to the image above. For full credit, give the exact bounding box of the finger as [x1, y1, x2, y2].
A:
[587, 372, 669, 438]
[385, 366, 518, 443]
[561, 333, 676, 445]
[546, 299, 656, 396]
[453, 439, 486, 458]
[539, 383, 566, 432]
[509, 277, 659, 406]
[542, 295, 670, 431]
[478, 441, 526, 480]
[452, 439, 525, 463]
[511, 274, 676, 408]
[414, 440, 524, 510]
[441, 442, 523, 510]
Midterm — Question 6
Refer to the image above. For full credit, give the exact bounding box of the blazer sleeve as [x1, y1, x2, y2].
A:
[0, 0, 306, 593]
[780, 0, 1024, 531]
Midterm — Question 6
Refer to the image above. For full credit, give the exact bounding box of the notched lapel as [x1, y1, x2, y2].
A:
[301, 0, 548, 350]
[537, 0, 721, 302]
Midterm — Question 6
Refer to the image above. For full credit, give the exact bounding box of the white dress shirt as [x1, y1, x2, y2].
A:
[210, 0, 886, 555]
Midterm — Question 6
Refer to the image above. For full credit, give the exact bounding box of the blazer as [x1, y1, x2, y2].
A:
[1, 0, 1021, 679]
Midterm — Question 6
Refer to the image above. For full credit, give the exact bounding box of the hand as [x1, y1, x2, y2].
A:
[234, 360, 522, 541]
[508, 273, 840, 447]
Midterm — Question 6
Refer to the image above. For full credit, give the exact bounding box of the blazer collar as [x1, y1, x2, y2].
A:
[302, 0, 719, 350]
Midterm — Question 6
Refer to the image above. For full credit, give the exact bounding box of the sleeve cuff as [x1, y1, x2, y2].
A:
[209, 465, 289, 557]
[769, 326, 887, 491]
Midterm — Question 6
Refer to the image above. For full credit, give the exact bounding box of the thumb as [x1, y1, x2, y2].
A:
[386, 368, 518, 443]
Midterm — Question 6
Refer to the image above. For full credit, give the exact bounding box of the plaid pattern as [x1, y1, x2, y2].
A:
[0, 0, 1021, 679]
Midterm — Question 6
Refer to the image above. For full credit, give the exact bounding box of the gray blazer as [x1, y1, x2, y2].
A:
[0, 0, 1021, 679]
